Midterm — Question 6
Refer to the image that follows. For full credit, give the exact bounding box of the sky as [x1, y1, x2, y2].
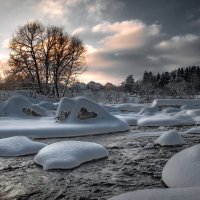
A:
[0, 0, 199, 85]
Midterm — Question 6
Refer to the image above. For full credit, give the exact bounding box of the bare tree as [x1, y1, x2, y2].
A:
[8, 21, 86, 98]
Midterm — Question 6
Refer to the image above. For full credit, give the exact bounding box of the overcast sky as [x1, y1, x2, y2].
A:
[0, 0, 200, 84]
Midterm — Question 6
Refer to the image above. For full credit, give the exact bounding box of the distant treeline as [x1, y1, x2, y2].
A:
[122, 66, 200, 101]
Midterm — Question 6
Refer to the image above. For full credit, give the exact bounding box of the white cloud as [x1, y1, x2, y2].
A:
[37, 0, 66, 19]
[92, 20, 162, 50]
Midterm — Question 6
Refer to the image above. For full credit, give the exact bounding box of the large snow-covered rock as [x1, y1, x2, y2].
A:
[0, 95, 48, 117]
[108, 187, 200, 200]
[162, 144, 200, 187]
[154, 130, 184, 146]
[0, 96, 128, 138]
[34, 141, 108, 170]
[0, 136, 46, 156]
[56, 96, 129, 131]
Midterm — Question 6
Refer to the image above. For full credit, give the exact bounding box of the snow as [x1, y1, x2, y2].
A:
[115, 103, 148, 112]
[0, 95, 48, 118]
[162, 144, 200, 187]
[34, 141, 108, 170]
[152, 99, 200, 107]
[108, 187, 200, 200]
[0, 96, 128, 138]
[185, 126, 200, 134]
[154, 130, 184, 146]
[0, 136, 46, 156]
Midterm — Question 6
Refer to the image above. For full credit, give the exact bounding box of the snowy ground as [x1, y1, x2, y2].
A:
[1, 95, 200, 199]
[0, 126, 199, 200]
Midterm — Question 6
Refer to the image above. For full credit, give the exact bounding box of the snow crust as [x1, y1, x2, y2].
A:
[154, 130, 184, 146]
[162, 144, 200, 187]
[0, 136, 46, 156]
[34, 141, 108, 170]
[108, 187, 200, 200]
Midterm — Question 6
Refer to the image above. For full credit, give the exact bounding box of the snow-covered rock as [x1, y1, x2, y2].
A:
[185, 126, 200, 134]
[162, 144, 200, 187]
[34, 141, 108, 170]
[0, 95, 47, 117]
[137, 112, 194, 126]
[0, 136, 46, 156]
[56, 96, 129, 131]
[152, 99, 200, 107]
[116, 103, 148, 112]
[154, 130, 184, 146]
[108, 187, 200, 200]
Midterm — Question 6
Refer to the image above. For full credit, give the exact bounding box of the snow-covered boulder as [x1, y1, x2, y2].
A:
[108, 187, 200, 200]
[34, 141, 108, 170]
[0, 136, 46, 156]
[185, 126, 200, 134]
[137, 112, 193, 126]
[154, 130, 184, 146]
[116, 103, 148, 112]
[55, 96, 129, 132]
[0, 95, 47, 118]
[162, 144, 200, 187]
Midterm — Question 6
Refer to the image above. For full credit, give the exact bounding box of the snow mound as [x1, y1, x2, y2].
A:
[162, 144, 200, 187]
[154, 130, 184, 146]
[56, 96, 129, 130]
[185, 127, 200, 134]
[116, 103, 148, 112]
[34, 141, 108, 170]
[108, 187, 200, 200]
[0, 95, 47, 117]
[152, 99, 200, 107]
[137, 112, 193, 126]
[0, 136, 46, 156]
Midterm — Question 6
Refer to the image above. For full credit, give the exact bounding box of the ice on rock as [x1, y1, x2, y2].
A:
[162, 144, 200, 187]
[34, 141, 108, 170]
[154, 130, 184, 146]
[0, 136, 46, 156]
[108, 187, 200, 200]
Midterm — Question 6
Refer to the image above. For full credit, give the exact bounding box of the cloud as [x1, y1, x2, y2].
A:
[83, 20, 200, 83]
[93, 20, 162, 50]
